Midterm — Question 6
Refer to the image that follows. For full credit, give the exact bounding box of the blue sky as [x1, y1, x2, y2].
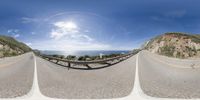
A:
[0, 0, 200, 51]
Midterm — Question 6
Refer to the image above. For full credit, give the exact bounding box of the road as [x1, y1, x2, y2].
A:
[0, 53, 34, 98]
[1, 51, 200, 99]
[139, 50, 200, 98]
[36, 55, 136, 99]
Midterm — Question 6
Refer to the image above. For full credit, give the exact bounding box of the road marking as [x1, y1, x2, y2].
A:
[129, 53, 156, 99]
[29, 54, 50, 99]
[16, 53, 50, 100]
[122, 52, 196, 100]
[1, 52, 198, 100]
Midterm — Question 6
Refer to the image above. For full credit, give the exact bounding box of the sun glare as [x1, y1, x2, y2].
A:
[54, 21, 77, 30]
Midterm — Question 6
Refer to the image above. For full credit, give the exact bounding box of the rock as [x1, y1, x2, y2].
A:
[0, 35, 32, 57]
[145, 32, 200, 58]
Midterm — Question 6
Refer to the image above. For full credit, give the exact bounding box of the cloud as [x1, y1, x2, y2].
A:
[8, 29, 19, 33]
[29, 20, 110, 50]
[13, 34, 20, 38]
[7, 29, 20, 38]
[50, 21, 80, 39]
[21, 17, 38, 23]
[31, 39, 110, 51]
[50, 21, 93, 43]
[25, 42, 32, 46]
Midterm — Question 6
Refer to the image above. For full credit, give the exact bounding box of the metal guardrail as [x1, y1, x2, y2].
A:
[39, 50, 140, 70]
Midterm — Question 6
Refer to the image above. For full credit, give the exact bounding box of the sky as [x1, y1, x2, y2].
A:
[0, 0, 200, 51]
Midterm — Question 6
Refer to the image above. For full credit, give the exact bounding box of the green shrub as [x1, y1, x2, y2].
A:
[160, 45, 175, 57]
[0, 35, 32, 53]
[66, 55, 76, 60]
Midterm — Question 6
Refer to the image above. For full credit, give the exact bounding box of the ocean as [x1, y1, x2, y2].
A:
[40, 50, 130, 57]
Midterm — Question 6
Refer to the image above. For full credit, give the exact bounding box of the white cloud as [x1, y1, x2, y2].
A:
[81, 35, 93, 41]
[50, 21, 93, 43]
[50, 21, 80, 40]
[55, 21, 77, 29]
[21, 17, 38, 23]
[7, 29, 20, 38]
[30, 20, 110, 50]
[8, 29, 19, 33]
[31, 39, 110, 51]
[25, 42, 32, 46]
[7, 29, 12, 33]
[13, 34, 20, 38]
[34, 20, 110, 50]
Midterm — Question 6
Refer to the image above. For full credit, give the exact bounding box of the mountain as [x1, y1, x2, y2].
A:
[144, 32, 200, 58]
[0, 35, 32, 57]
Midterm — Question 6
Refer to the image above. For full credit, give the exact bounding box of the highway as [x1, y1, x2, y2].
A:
[139, 50, 200, 98]
[0, 51, 200, 99]
[0, 53, 34, 98]
[36, 55, 136, 99]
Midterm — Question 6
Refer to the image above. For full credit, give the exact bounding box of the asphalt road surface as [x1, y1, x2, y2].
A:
[2, 50, 200, 99]
[139, 50, 200, 99]
[0, 53, 34, 98]
[36, 55, 136, 99]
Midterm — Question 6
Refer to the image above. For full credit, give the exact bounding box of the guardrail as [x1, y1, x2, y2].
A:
[39, 50, 140, 70]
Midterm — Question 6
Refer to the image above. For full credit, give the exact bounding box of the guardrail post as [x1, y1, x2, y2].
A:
[67, 62, 71, 70]
[56, 60, 59, 64]
[85, 64, 92, 69]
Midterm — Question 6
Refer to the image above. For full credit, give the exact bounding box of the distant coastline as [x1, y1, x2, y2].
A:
[40, 50, 130, 57]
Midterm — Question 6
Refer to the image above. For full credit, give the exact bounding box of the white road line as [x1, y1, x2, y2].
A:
[15, 53, 48, 100]
[121, 53, 154, 100]
[28, 54, 48, 99]
[132, 53, 151, 98]
[122, 52, 199, 100]
[2, 53, 200, 100]
[15, 53, 50, 100]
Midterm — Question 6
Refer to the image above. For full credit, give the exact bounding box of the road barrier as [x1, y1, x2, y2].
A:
[39, 50, 140, 70]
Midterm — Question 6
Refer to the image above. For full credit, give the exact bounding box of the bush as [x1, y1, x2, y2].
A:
[0, 35, 32, 52]
[78, 56, 85, 61]
[66, 55, 76, 60]
[160, 45, 175, 57]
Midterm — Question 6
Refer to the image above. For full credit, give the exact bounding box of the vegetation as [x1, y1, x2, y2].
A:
[160, 45, 175, 57]
[66, 55, 76, 60]
[0, 35, 32, 57]
[165, 32, 200, 43]
[145, 35, 162, 49]
[145, 32, 200, 58]
[44, 53, 123, 61]
[41, 49, 143, 61]
[0, 35, 31, 52]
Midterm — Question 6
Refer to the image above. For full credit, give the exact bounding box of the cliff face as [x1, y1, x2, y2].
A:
[145, 32, 200, 58]
[0, 35, 32, 57]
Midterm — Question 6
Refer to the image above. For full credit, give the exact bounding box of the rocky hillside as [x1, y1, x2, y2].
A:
[145, 32, 200, 58]
[0, 35, 32, 57]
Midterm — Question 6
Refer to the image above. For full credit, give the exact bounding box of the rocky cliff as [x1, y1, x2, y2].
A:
[145, 32, 200, 58]
[0, 35, 32, 57]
